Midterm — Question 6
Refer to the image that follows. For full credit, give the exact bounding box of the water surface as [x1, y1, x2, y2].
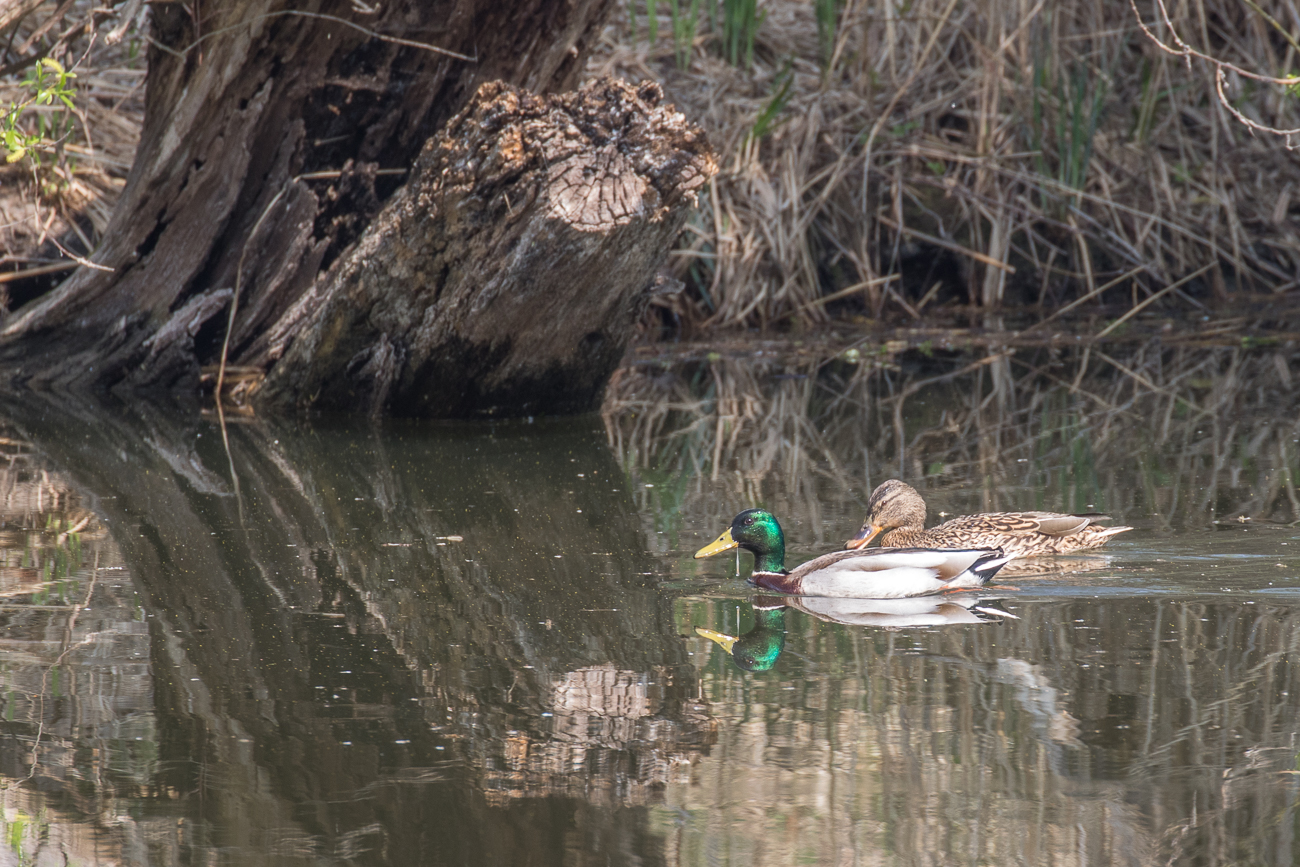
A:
[0, 341, 1297, 865]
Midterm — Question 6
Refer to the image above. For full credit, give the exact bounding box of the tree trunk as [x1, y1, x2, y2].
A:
[253, 78, 712, 417]
[0, 0, 705, 417]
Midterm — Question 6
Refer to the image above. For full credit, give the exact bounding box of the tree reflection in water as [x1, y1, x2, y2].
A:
[0, 400, 711, 865]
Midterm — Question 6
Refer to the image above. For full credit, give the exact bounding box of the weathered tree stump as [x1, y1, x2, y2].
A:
[0, 0, 623, 411]
[251, 78, 714, 417]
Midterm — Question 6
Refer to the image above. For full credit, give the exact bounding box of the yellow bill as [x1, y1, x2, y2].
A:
[694, 627, 739, 653]
[846, 524, 883, 550]
[694, 528, 738, 559]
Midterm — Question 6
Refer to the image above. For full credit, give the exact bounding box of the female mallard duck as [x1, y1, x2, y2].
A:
[848, 479, 1132, 557]
[695, 508, 1010, 598]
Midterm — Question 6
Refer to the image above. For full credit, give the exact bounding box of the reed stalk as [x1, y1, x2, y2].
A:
[604, 338, 1300, 534]
[600, 0, 1300, 327]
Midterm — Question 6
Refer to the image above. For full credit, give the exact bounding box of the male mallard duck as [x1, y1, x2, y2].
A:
[695, 508, 1010, 598]
[848, 479, 1132, 557]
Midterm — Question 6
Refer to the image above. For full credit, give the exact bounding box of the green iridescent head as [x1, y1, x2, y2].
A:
[694, 508, 787, 574]
[695, 606, 787, 672]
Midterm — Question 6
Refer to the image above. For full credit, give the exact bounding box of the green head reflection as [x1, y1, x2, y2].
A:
[695, 600, 787, 671]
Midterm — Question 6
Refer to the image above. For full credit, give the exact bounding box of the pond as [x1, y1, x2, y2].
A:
[0, 339, 1297, 866]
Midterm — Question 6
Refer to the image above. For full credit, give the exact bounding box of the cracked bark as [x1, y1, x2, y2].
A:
[0, 0, 620, 411]
[254, 77, 715, 417]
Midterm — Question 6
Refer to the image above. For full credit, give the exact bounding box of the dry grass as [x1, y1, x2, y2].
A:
[5, 1, 1297, 333]
[589, 0, 1300, 328]
[0, 1, 143, 293]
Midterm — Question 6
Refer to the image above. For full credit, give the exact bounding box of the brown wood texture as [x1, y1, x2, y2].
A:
[0, 0, 613, 398]
[255, 78, 715, 417]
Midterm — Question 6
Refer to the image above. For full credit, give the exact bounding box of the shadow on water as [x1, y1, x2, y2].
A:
[0, 336, 1296, 865]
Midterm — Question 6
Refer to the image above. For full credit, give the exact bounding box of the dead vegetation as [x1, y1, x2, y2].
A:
[0, 0, 143, 299]
[590, 0, 1300, 328]
[3, 0, 1298, 335]
[602, 337, 1300, 539]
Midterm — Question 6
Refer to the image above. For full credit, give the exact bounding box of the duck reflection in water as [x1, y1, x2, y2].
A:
[696, 596, 1016, 671]
[695, 598, 787, 671]
[787, 594, 1017, 628]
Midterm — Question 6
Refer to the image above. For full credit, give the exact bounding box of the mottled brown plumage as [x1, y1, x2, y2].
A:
[848, 480, 1132, 558]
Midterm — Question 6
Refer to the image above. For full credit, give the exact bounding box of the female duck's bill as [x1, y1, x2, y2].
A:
[694, 508, 1011, 599]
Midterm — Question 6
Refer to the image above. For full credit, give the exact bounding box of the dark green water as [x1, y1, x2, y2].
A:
[0, 343, 1297, 865]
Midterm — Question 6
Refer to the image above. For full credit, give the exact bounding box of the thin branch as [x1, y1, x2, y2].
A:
[1238, 0, 1300, 57]
[1129, 0, 1300, 143]
[48, 237, 113, 271]
[0, 261, 79, 284]
[217, 186, 287, 402]
[1094, 262, 1215, 339]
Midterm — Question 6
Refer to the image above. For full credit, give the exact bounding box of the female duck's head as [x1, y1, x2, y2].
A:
[849, 479, 928, 548]
[694, 508, 787, 573]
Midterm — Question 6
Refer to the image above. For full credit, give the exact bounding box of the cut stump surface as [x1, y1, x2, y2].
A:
[255, 77, 716, 418]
